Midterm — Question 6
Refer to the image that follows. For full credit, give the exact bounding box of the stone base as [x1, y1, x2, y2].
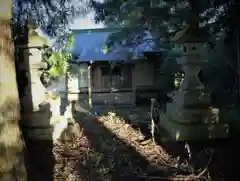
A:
[22, 127, 53, 140]
[159, 114, 229, 141]
[21, 111, 52, 128]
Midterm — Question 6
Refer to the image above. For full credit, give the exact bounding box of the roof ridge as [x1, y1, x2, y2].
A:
[71, 27, 123, 33]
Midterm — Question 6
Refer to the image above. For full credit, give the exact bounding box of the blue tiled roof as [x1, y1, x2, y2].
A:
[70, 28, 154, 62]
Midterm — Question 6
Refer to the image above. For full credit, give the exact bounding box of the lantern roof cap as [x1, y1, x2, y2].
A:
[171, 23, 209, 43]
[28, 27, 50, 48]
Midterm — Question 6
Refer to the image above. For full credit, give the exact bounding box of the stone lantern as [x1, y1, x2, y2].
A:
[159, 23, 229, 141]
[18, 24, 51, 112]
[19, 23, 53, 140]
[28, 26, 50, 110]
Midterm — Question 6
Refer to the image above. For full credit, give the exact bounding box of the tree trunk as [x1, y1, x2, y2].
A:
[0, 0, 27, 180]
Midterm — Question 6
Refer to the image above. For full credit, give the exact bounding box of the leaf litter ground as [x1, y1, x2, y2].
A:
[53, 106, 236, 181]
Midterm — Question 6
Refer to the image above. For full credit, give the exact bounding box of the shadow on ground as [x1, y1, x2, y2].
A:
[70, 107, 174, 181]
[109, 106, 240, 181]
[83, 104, 240, 181]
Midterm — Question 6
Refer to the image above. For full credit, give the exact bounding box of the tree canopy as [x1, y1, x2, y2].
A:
[90, 0, 240, 105]
[12, 0, 91, 89]
[90, 0, 239, 48]
[13, 0, 91, 37]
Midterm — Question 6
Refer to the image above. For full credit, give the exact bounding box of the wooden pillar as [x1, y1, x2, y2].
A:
[88, 61, 93, 109]
[131, 64, 136, 106]
[0, 0, 27, 180]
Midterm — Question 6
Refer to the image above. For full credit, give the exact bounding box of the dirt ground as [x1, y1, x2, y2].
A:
[50, 106, 240, 181]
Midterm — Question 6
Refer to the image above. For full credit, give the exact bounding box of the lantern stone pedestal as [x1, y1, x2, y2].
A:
[159, 25, 229, 141]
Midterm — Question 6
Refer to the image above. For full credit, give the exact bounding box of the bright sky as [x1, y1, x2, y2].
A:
[70, 11, 105, 30]
[38, 10, 104, 45]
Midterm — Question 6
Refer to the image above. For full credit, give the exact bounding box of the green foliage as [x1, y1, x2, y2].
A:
[55, 33, 75, 50]
[174, 72, 184, 89]
[43, 33, 74, 78]
[101, 44, 109, 54]
[47, 52, 69, 77]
